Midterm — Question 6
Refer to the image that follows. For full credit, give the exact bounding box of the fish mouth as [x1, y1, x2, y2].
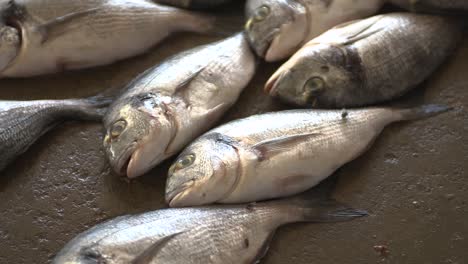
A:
[246, 28, 280, 58]
[112, 143, 137, 177]
[265, 68, 289, 96]
[125, 146, 166, 179]
[166, 180, 195, 207]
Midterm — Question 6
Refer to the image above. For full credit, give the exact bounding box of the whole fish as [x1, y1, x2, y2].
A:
[0, 0, 222, 78]
[166, 104, 450, 207]
[244, 0, 384, 61]
[155, 0, 232, 9]
[103, 33, 256, 178]
[53, 189, 367, 264]
[265, 13, 462, 108]
[0, 95, 110, 172]
[389, 0, 468, 13]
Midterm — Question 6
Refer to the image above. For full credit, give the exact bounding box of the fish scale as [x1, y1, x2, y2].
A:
[54, 191, 367, 263]
[103, 33, 256, 178]
[1, 0, 217, 77]
[166, 105, 450, 206]
[267, 13, 462, 108]
[355, 14, 461, 100]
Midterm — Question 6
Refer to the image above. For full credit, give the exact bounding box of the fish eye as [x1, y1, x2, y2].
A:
[304, 77, 325, 95]
[169, 154, 196, 174]
[254, 5, 270, 22]
[110, 120, 127, 139]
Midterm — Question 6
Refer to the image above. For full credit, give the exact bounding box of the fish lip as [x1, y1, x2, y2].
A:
[126, 147, 166, 179]
[113, 142, 137, 176]
[247, 28, 280, 58]
[265, 69, 289, 95]
[166, 180, 195, 207]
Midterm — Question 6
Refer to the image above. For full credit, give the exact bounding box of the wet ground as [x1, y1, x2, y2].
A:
[1, 7, 468, 264]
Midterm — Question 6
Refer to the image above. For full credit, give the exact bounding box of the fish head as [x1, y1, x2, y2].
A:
[103, 93, 174, 178]
[245, 0, 308, 61]
[165, 135, 239, 207]
[0, 25, 20, 72]
[266, 44, 358, 108]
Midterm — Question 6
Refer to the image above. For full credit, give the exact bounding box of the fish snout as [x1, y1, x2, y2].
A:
[265, 68, 290, 96]
[165, 180, 196, 207]
[105, 142, 137, 177]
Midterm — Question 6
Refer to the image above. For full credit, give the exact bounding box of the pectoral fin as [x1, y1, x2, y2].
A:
[37, 8, 101, 44]
[132, 232, 184, 264]
[252, 132, 322, 161]
[194, 103, 226, 120]
[174, 66, 206, 94]
[318, 15, 384, 46]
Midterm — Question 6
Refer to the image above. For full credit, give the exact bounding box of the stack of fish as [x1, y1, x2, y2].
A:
[0, 0, 466, 263]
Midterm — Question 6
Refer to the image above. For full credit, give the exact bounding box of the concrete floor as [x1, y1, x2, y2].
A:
[1, 9, 468, 264]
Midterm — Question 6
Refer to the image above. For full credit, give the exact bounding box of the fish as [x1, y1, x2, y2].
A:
[103, 32, 256, 178]
[265, 13, 463, 108]
[0, 0, 224, 78]
[389, 0, 468, 13]
[0, 95, 110, 172]
[244, 0, 384, 61]
[155, 0, 233, 9]
[53, 188, 367, 264]
[166, 104, 451, 207]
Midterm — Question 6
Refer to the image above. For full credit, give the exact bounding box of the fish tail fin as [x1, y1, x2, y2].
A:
[290, 192, 368, 223]
[208, 13, 245, 36]
[177, 8, 244, 36]
[396, 104, 452, 122]
[273, 179, 368, 223]
[66, 92, 114, 121]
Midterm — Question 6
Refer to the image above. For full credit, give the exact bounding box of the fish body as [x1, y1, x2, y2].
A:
[0, 0, 217, 77]
[155, 0, 232, 9]
[0, 96, 109, 171]
[244, 0, 384, 61]
[103, 33, 256, 178]
[390, 0, 468, 12]
[266, 13, 462, 108]
[53, 190, 367, 264]
[166, 105, 450, 206]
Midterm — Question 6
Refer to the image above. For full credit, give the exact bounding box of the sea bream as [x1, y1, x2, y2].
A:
[244, 0, 385, 61]
[155, 0, 232, 9]
[0, 0, 223, 78]
[166, 104, 450, 207]
[53, 189, 367, 264]
[0, 95, 110, 172]
[103, 33, 256, 178]
[266, 13, 462, 108]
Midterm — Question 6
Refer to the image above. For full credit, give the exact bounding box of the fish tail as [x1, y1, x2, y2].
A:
[283, 188, 368, 223]
[178, 8, 244, 36]
[207, 14, 245, 36]
[396, 104, 453, 122]
[64, 92, 114, 121]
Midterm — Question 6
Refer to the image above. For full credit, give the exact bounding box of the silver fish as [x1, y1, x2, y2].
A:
[103, 33, 256, 178]
[0, 0, 220, 78]
[166, 105, 450, 206]
[0, 95, 110, 171]
[244, 0, 384, 61]
[53, 189, 367, 264]
[390, 0, 468, 13]
[155, 0, 232, 9]
[265, 13, 462, 108]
